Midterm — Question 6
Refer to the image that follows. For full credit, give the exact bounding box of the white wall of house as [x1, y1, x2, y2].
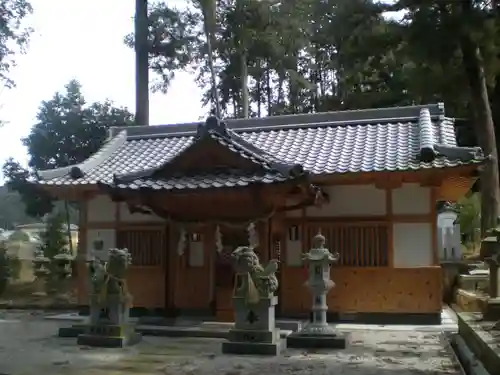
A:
[86, 194, 164, 260]
[286, 183, 434, 267]
[88, 183, 436, 267]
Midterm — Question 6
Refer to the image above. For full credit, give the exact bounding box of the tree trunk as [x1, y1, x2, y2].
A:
[200, 0, 221, 118]
[459, 1, 500, 245]
[240, 51, 249, 118]
[135, 0, 149, 125]
[266, 62, 272, 115]
[64, 200, 73, 256]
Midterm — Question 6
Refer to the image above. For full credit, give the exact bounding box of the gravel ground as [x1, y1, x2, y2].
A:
[0, 310, 463, 375]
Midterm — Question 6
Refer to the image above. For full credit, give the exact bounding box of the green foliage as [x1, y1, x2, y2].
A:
[0, 242, 11, 296]
[37, 213, 68, 261]
[0, 0, 33, 88]
[7, 255, 21, 281]
[456, 194, 481, 243]
[2, 80, 135, 219]
[130, 0, 499, 131]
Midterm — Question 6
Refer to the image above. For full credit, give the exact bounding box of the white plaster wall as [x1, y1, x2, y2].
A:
[392, 183, 430, 215]
[87, 195, 163, 222]
[119, 203, 163, 222]
[87, 195, 116, 222]
[86, 229, 116, 260]
[393, 223, 433, 267]
[287, 185, 386, 217]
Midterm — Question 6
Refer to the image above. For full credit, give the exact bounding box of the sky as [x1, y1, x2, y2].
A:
[0, 0, 204, 178]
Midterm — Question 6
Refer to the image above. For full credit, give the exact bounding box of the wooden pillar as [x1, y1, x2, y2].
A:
[76, 195, 89, 305]
[385, 188, 394, 268]
[431, 187, 439, 265]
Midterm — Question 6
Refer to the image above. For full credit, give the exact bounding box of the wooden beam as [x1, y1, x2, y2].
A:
[285, 214, 431, 224]
[313, 164, 481, 186]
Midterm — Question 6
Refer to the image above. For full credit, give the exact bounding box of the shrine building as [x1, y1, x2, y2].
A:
[36, 103, 484, 324]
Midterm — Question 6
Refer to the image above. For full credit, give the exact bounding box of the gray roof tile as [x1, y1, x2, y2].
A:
[110, 171, 288, 191]
[38, 103, 484, 187]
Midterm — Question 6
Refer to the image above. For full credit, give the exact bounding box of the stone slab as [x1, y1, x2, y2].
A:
[457, 312, 500, 375]
[58, 324, 87, 338]
[286, 332, 348, 349]
[77, 331, 142, 348]
[221, 338, 286, 355]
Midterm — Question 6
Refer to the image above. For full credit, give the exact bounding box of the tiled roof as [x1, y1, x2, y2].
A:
[38, 103, 484, 187]
[108, 171, 289, 191]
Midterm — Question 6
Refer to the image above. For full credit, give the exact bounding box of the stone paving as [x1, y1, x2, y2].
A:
[0, 310, 464, 375]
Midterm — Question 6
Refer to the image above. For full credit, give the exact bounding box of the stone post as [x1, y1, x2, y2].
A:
[221, 246, 285, 356]
[486, 255, 499, 299]
[32, 253, 50, 297]
[52, 252, 73, 303]
[287, 232, 348, 349]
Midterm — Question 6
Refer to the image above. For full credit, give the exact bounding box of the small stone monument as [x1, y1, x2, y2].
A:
[221, 246, 285, 355]
[32, 251, 50, 297]
[77, 248, 141, 347]
[287, 232, 348, 349]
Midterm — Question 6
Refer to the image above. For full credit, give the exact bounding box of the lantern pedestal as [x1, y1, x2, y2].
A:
[222, 296, 286, 355]
[287, 232, 348, 349]
[287, 326, 348, 349]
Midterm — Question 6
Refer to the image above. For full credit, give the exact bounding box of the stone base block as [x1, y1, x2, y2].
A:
[76, 324, 142, 347]
[222, 338, 286, 355]
[58, 324, 87, 338]
[287, 332, 348, 349]
[77, 331, 142, 348]
[227, 328, 279, 343]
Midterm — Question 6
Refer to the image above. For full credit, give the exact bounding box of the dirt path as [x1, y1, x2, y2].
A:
[0, 311, 463, 375]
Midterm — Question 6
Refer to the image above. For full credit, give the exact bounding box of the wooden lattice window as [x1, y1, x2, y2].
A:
[305, 223, 389, 267]
[116, 229, 165, 266]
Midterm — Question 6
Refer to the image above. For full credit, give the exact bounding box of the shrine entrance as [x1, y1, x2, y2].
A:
[214, 227, 249, 321]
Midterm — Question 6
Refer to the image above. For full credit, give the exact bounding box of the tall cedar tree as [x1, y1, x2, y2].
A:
[131, 0, 500, 239]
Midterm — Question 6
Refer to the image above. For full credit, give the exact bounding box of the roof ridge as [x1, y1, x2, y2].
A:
[112, 103, 446, 140]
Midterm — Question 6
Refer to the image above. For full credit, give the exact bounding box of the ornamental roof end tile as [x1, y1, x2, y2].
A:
[37, 103, 485, 188]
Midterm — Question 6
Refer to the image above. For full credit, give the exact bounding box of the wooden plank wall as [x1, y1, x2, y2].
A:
[280, 220, 442, 315]
[116, 229, 166, 308]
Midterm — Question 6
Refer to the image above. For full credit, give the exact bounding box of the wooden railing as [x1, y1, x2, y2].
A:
[304, 222, 389, 267]
[116, 229, 166, 266]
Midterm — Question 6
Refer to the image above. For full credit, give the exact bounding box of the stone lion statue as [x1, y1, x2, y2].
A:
[231, 246, 279, 304]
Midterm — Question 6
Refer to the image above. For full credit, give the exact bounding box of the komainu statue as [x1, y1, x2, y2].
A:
[78, 247, 141, 347]
[231, 246, 279, 304]
[89, 248, 133, 325]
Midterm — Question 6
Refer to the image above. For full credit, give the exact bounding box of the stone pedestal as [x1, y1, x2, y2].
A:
[222, 296, 286, 355]
[77, 324, 142, 347]
[287, 232, 348, 349]
[76, 293, 141, 347]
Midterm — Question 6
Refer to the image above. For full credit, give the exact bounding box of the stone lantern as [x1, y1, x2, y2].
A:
[53, 252, 73, 303]
[287, 232, 347, 349]
[32, 250, 50, 297]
